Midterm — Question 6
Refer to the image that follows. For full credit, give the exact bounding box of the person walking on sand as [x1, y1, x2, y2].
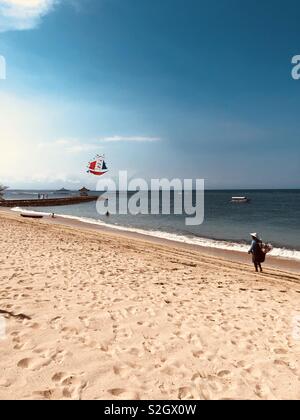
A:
[248, 233, 265, 272]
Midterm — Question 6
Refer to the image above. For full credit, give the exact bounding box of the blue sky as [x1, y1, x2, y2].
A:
[0, 0, 300, 189]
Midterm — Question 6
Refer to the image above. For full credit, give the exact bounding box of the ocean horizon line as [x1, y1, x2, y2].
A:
[4, 188, 300, 192]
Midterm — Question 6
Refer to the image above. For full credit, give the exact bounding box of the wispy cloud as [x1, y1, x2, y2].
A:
[0, 0, 58, 32]
[39, 135, 161, 153]
[100, 136, 161, 143]
[39, 138, 100, 154]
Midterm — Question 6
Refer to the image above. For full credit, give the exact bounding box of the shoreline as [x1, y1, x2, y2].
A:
[2, 207, 300, 275]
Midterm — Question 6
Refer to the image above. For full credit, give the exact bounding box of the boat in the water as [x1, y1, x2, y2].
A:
[230, 196, 251, 203]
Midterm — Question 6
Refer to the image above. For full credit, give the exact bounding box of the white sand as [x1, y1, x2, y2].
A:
[0, 212, 300, 400]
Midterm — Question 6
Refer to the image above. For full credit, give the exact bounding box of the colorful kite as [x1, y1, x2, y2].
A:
[87, 155, 108, 176]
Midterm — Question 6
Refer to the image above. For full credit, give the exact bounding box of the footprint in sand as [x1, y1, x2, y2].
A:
[13, 339, 34, 351]
[108, 388, 140, 399]
[17, 347, 68, 370]
[178, 386, 194, 400]
[192, 350, 204, 358]
[63, 377, 87, 399]
[51, 372, 87, 400]
[113, 365, 131, 378]
[0, 378, 13, 388]
[51, 372, 66, 382]
[274, 348, 288, 355]
[28, 322, 40, 330]
[17, 358, 34, 369]
[217, 370, 231, 378]
[33, 389, 56, 400]
[49, 316, 63, 330]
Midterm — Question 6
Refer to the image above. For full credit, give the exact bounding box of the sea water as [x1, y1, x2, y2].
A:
[6, 189, 300, 261]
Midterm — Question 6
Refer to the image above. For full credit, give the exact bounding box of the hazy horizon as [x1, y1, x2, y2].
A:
[4, 187, 300, 192]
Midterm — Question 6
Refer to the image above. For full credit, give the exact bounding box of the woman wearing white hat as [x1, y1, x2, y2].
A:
[248, 233, 265, 272]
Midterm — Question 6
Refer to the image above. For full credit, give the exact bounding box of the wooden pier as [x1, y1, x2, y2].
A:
[0, 196, 98, 208]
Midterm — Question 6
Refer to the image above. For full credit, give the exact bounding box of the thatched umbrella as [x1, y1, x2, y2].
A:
[79, 187, 90, 197]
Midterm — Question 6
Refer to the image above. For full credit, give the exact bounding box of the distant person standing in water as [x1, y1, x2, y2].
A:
[248, 233, 265, 272]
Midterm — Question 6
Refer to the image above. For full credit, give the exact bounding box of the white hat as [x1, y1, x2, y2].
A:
[250, 233, 260, 240]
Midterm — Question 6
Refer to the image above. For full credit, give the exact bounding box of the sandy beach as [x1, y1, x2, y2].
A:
[0, 210, 300, 400]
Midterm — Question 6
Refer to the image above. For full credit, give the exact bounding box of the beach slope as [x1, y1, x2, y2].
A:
[0, 212, 299, 400]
